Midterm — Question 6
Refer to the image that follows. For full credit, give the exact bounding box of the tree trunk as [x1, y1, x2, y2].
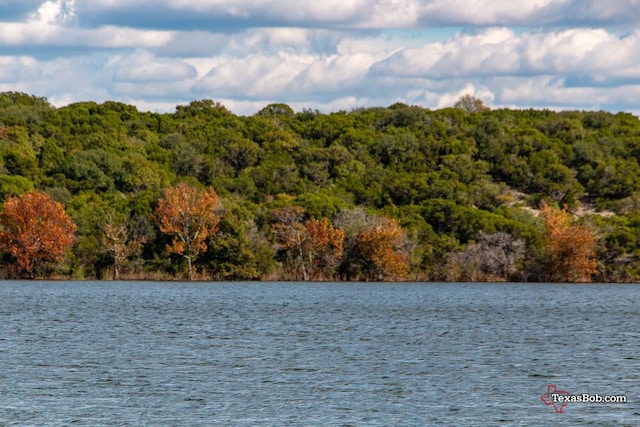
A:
[187, 255, 194, 280]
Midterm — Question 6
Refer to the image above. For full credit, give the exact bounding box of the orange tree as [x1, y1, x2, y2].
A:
[540, 200, 597, 282]
[156, 182, 220, 279]
[302, 217, 345, 280]
[356, 218, 408, 281]
[0, 191, 76, 278]
[271, 207, 344, 280]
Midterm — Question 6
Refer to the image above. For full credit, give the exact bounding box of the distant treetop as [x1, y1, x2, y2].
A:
[0, 92, 51, 108]
[454, 94, 490, 113]
[256, 103, 295, 117]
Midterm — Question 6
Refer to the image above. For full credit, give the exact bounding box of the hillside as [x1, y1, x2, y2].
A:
[1, 92, 639, 282]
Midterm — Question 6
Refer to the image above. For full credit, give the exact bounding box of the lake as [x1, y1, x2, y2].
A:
[0, 281, 638, 426]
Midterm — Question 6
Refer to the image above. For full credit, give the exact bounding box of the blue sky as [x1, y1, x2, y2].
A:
[1, 0, 640, 114]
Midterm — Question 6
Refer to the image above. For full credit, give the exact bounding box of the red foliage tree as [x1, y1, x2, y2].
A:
[0, 191, 76, 278]
[156, 183, 220, 279]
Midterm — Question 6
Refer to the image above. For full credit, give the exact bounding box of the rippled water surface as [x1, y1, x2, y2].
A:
[0, 281, 638, 426]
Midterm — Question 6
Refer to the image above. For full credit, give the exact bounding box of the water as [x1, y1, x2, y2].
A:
[0, 281, 638, 426]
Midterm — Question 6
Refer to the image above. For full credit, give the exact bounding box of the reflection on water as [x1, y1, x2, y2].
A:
[0, 281, 638, 426]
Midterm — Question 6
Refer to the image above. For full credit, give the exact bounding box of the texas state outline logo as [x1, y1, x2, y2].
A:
[540, 384, 570, 413]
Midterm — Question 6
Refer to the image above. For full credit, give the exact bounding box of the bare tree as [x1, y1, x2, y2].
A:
[448, 232, 525, 281]
[103, 214, 146, 280]
[454, 94, 490, 113]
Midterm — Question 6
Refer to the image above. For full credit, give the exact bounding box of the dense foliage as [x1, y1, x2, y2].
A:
[0, 191, 75, 278]
[0, 92, 638, 282]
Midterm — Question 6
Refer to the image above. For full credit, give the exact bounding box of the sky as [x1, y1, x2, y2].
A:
[1, 0, 640, 115]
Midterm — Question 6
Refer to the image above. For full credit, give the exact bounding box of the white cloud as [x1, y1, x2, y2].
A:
[498, 75, 640, 111]
[78, 0, 640, 28]
[372, 27, 640, 82]
[418, 0, 564, 25]
[372, 28, 520, 77]
[0, 56, 40, 83]
[31, 0, 76, 25]
[0, 23, 173, 48]
[0, 51, 199, 108]
[111, 51, 197, 82]
[83, 0, 371, 25]
[521, 29, 640, 77]
[226, 28, 311, 55]
[360, 0, 421, 28]
[168, 0, 370, 22]
[416, 0, 640, 27]
[195, 52, 315, 99]
[1, 2, 640, 114]
[292, 52, 378, 95]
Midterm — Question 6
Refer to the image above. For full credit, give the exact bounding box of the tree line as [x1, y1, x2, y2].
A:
[0, 92, 635, 282]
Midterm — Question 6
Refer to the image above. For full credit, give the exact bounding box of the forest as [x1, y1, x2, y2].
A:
[0, 91, 638, 282]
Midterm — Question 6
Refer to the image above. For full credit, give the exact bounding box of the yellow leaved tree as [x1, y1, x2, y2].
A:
[156, 183, 220, 279]
[540, 201, 597, 282]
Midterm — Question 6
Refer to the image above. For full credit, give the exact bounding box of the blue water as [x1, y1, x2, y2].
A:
[0, 281, 638, 426]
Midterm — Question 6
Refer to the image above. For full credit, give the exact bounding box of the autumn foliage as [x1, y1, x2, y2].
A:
[540, 200, 597, 282]
[271, 206, 345, 280]
[0, 191, 76, 278]
[156, 183, 220, 279]
[302, 217, 345, 280]
[356, 218, 408, 281]
[271, 205, 306, 253]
